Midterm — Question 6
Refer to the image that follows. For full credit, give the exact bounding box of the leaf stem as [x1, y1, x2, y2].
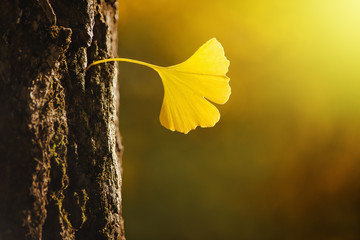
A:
[86, 58, 161, 71]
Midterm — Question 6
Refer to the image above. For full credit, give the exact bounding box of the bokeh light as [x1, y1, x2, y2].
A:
[117, 0, 360, 239]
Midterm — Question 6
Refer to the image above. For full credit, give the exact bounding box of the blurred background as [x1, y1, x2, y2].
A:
[116, 0, 360, 239]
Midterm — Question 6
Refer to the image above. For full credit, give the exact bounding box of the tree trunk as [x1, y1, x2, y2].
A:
[0, 0, 125, 239]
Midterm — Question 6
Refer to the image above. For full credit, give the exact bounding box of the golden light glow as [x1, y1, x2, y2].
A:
[118, 0, 360, 239]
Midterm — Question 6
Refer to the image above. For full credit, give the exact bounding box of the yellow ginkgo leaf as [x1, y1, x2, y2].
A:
[155, 38, 231, 133]
[87, 38, 231, 134]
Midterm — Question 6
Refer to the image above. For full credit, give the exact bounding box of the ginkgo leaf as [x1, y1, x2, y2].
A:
[155, 38, 231, 133]
[87, 38, 231, 134]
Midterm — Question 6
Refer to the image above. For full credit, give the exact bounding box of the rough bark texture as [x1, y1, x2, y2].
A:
[0, 0, 125, 239]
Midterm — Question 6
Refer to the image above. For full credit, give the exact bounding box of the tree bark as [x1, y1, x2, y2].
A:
[0, 0, 125, 239]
